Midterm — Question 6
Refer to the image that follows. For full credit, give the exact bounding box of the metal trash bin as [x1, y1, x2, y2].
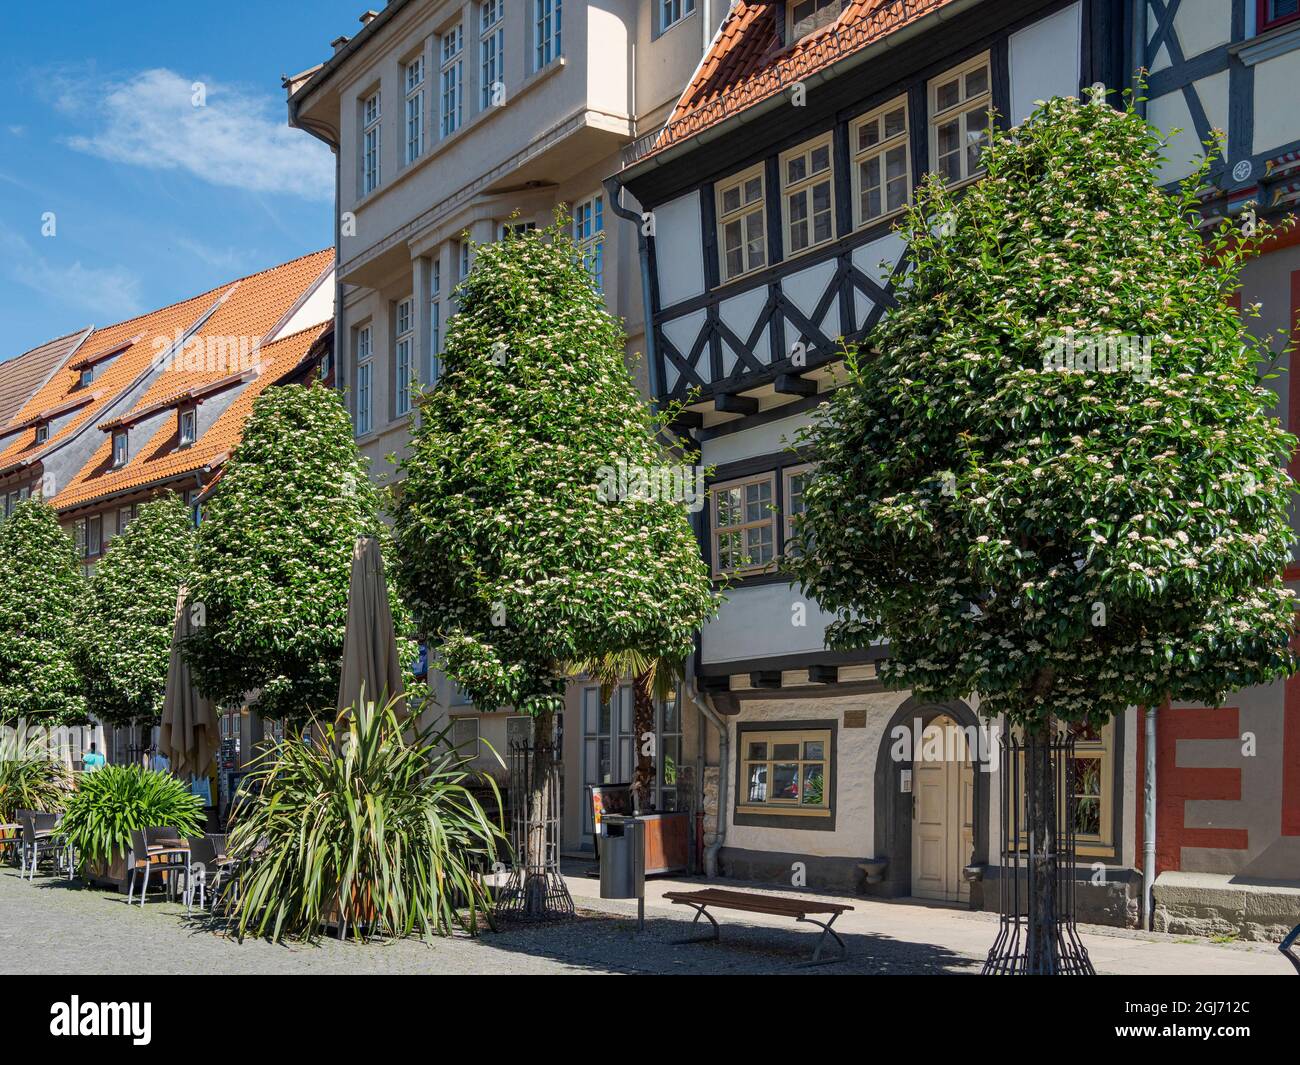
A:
[599, 814, 645, 901]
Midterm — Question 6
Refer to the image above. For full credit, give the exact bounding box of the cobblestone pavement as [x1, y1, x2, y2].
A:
[0, 866, 1288, 975]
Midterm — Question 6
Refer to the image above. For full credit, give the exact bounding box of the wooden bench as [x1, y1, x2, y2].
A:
[664, 888, 854, 964]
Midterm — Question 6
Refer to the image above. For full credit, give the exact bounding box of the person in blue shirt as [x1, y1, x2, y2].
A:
[82, 743, 105, 772]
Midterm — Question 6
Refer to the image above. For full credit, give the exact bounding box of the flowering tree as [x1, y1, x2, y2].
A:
[393, 223, 715, 873]
[76, 493, 196, 727]
[790, 92, 1297, 971]
[0, 499, 86, 726]
[184, 384, 410, 721]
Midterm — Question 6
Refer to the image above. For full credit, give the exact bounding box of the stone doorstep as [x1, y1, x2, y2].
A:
[1152, 871, 1300, 942]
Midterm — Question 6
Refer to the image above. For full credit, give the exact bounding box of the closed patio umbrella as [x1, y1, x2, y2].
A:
[159, 587, 219, 780]
[337, 536, 405, 718]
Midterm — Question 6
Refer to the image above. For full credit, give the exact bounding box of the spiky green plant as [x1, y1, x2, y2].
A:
[0, 723, 72, 822]
[226, 695, 506, 943]
[59, 764, 203, 864]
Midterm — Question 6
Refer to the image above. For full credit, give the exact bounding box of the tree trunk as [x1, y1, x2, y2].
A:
[1024, 718, 1059, 973]
[630, 671, 655, 815]
[523, 706, 554, 917]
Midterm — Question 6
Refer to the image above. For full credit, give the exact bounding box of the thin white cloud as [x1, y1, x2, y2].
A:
[0, 225, 143, 319]
[60, 68, 333, 201]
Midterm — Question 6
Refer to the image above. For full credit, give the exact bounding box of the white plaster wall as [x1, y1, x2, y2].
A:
[1173, 0, 1232, 59]
[654, 189, 706, 307]
[699, 409, 816, 467]
[1008, 1, 1082, 125]
[271, 269, 336, 341]
[703, 582, 835, 664]
[1253, 49, 1300, 155]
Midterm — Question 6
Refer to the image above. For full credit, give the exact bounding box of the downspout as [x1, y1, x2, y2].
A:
[682, 663, 728, 879]
[1130, 0, 1148, 119]
[604, 176, 662, 409]
[1142, 704, 1158, 930]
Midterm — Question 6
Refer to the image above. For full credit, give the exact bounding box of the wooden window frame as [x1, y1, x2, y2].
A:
[34, 423, 48, 445]
[480, 1, 505, 111]
[440, 23, 464, 139]
[178, 407, 196, 448]
[782, 462, 814, 551]
[780, 134, 837, 259]
[737, 727, 833, 817]
[404, 53, 426, 165]
[1012, 718, 1117, 858]
[710, 471, 778, 578]
[929, 52, 992, 187]
[787, 0, 842, 42]
[394, 296, 415, 417]
[851, 95, 911, 229]
[1259, 0, 1300, 32]
[361, 90, 381, 195]
[111, 430, 128, 469]
[716, 163, 768, 282]
[355, 324, 374, 437]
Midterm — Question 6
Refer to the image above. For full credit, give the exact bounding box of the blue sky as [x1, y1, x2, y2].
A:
[0, 1, 363, 359]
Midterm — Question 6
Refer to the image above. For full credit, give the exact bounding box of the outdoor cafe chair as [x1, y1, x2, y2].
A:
[126, 828, 188, 906]
[182, 834, 237, 913]
[19, 811, 71, 882]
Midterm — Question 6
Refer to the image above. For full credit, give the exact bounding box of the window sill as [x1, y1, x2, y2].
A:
[735, 804, 831, 818]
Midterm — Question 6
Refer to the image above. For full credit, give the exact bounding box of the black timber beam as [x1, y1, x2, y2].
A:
[715, 393, 759, 416]
[774, 373, 817, 397]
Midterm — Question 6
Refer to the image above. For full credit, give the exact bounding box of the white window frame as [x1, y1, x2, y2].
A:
[780, 134, 836, 258]
[573, 194, 605, 290]
[440, 24, 464, 138]
[362, 90, 381, 195]
[34, 422, 48, 444]
[782, 462, 814, 551]
[535, 0, 562, 70]
[716, 163, 768, 282]
[928, 52, 992, 187]
[404, 54, 426, 165]
[659, 0, 696, 33]
[118, 505, 135, 536]
[395, 296, 415, 417]
[111, 430, 128, 468]
[355, 324, 374, 437]
[788, 0, 842, 41]
[710, 472, 777, 577]
[449, 716, 481, 756]
[458, 240, 471, 282]
[87, 513, 103, 558]
[851, 96, 911, 228]
[501, 220, 536, 239]
[430, 259, 442, 387]
[178, 407, 197, 447]
[480, 1, 505, 110]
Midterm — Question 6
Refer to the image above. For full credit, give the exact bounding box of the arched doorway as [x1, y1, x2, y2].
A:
[911, 713, 975, 902]
[871, 697, 988, 902]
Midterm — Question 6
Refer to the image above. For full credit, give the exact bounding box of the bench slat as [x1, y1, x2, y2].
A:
[664, 888, 852, 916]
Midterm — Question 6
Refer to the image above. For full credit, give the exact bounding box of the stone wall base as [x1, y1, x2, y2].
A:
[1152, 871, 1300, 942]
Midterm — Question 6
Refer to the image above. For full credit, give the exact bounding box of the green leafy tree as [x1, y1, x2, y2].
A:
[0, 498, 86, 726]
[76, 494, 196, 727]
[393, 222, 716, 885]
[184, 384, 410, 721]
[790, 92, 1296, 971]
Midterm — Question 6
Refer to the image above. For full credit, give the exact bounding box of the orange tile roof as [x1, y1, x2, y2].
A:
[52, 322, 329, 512]
[0, 250, 332, 485]
[632, 0, 961, 163]
[0, 328, 92, 429]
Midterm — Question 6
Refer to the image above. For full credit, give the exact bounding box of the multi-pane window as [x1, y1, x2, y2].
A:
[929, 53, 991, 185]
[501, 220, 537, 239]
[405, 55, 426, 164]
[355, 325, 373, 436]
[535, 0, 562, 69]
[852, 97, 910, 227]
[782, 136, 835, 255]
[111, 430, 128, 468]
[480, 1, 505, 110]
[87, 514, 103, 558]
[783, 464, 813, 553]
[430, 260, 442, 387]
[717, 165, 767, 281]
[1261, 0, 1300, 31]
[79, 367, 94, 389]
[118, 505, 135, 536]
[179, 408, 196, 446]
[573, 195, 605, 290]
[657, 692, 682, 811]
[740, 729, 832, 811]
[441, 25, 464, 138]
[34, 423, 48, 444]
[712, 473, 776, 576]
[362, 91, 381, 195]
[449, 716, 480, 756]
[459, 240, 471, 281]
[1013, 720, 1115, 855]
[789, 0, 841, 40]
[659, 0, 695, 32]
[395, 296, 415, 417]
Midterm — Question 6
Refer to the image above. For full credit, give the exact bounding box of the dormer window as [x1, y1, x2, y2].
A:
[34, 423, 48, 445]
[179, 408, 197, 447]
[789, 0, 841, 41]
[111, 430, 128, 468]
[79, 367, 95, 389]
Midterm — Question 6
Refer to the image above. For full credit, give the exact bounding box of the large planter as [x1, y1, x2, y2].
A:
[83, 851, 131, 893]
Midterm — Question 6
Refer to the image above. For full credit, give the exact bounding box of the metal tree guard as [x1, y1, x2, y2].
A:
[497, 741, 575, 922]
[983, 727, 1095, 974]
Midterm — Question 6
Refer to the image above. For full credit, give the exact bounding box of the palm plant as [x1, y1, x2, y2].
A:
[0, 723, 72, 822]
[226, 695, 506, 943]
[59, 764, 203, 864]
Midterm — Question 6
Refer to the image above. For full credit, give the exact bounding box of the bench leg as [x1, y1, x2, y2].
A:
[671, 904, 721, 946]
[798, 913, 847, 965]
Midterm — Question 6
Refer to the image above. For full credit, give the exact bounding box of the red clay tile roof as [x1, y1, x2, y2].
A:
[0, 249, 332, 490]
[52, 322, 329, 512]
[0, 328, 92, 429]
[629, 0, 962, 164]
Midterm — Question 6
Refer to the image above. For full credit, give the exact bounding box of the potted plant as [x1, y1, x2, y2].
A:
[0, 723, 73, 823]
[59, 764, 203, 890]
[226, 694, 506, 942]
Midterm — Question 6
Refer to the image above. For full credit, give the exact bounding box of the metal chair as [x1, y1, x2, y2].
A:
[19, 812, 69, 881]
[183, 834, 237, 912]
[1281, 924, 1300, 975]
[126, 828, 188, 906]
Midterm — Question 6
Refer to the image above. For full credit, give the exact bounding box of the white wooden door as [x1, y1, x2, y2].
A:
[911, 715, 975, 902]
